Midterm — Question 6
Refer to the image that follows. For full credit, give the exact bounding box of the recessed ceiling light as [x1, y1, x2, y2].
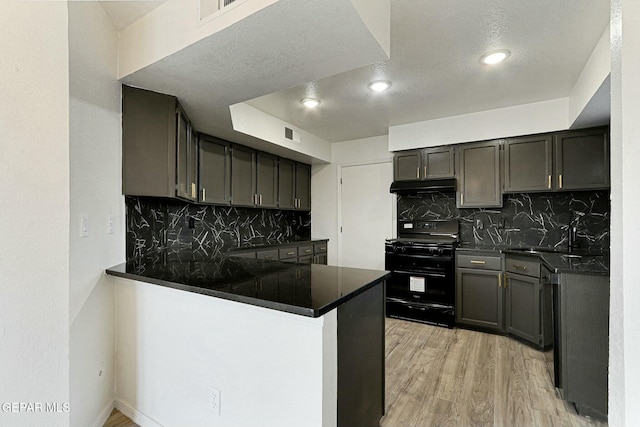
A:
[301, 98, 320, 108]
[368, 80, 392, 92]
[480, 49, 511, 65]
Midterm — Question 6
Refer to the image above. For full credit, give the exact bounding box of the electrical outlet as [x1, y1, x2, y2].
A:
[211, 387, 221, 415]
[107, 214, 114, 235]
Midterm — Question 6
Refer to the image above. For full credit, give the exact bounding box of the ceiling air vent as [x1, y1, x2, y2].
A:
[223, 0, 236, 6]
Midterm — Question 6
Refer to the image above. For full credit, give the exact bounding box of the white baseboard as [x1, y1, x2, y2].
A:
[115, 398, 164, 427]
[93, 400, 115, 427]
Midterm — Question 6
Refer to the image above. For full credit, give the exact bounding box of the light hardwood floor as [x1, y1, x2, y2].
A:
[381, 318, 607, 427]
[104, 318, 607, 427]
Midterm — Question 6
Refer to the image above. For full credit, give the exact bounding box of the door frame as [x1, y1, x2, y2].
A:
[337, 158, 396, 268]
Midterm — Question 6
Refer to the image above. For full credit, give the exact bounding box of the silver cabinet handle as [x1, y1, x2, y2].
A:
[470, 260, 486, 265]
[498, 273, 502, 288]
[259, 194, 262, 205]
[287, 251, 295, 256]
[423, 166, 427, 178]
[416, 167, 420, 178]
[513, 264, 528, 271]
[202, 188, 206, 201]
[191, 183, 196, 198]
[559, 174, 563, 189]
[548, 175, 552, 189]
[305, 249, 312, 253]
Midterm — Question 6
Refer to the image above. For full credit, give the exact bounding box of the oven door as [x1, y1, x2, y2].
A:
[386, 268, 454, 306]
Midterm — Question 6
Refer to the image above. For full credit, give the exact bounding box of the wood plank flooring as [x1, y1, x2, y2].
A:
[104, 318, 608, 427]
[103, 409, 138, 427]
[381, 318, 607, 427]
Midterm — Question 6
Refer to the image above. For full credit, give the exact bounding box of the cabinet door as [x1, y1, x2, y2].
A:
[122, 85, 177, 198]
[231, 145, 257, 207]
[456, 268, 503, 331]
[423, 146, 455, 179]
[175, 109, 192, 200]
[199, 135, 230, 205]
[278, 159, 296, 210]
[457, 140, 502, 208]
[554, 128, 609, 190]
[393, 150, 422, 181]
[256, 152, 278, 208]
[505, 272, 541, 345]
[504, 135, 553, 193]
[295, 163, 311, 211]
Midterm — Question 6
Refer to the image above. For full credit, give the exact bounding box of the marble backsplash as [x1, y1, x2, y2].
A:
[126, 196, 311, 260]
[397, 191, 610, 252]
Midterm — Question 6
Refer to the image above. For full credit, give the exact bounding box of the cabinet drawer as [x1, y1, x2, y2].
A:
[505, 257, 540, 277]
[457, 254, 502, 270]
[256, 249, 278, 261]
[231, 251, 256, 259]
[298, 245, 314, 257]
[279, 247, 298, 260]
[314, 243, 327, 253]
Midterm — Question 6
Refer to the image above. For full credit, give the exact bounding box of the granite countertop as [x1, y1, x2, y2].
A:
[456, 245, 609, 275]
[227, 238, 328, 252]
[106, 253, 389, 317]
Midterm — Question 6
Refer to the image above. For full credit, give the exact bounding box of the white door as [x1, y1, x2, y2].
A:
[339, 162, 394, 270]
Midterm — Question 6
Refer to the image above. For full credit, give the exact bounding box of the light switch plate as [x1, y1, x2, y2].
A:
[80, 213, 89, 237]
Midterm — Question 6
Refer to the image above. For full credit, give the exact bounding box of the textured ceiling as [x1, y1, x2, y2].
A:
[246, 0, 611, 142]
[120, 0, 388, 154]
[107, 0, 610, 148]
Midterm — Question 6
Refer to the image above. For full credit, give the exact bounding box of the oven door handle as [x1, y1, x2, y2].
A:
[393, 270, 446, 278]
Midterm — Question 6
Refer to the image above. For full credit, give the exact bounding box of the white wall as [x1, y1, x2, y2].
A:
[311, 136, 393, 266]
[388, 98, 570, 151]
[0, 2, 70, 426]
[68, 3, 125, 427]
[114, 278, 336, 427]
[230, 103, 332, 163]
[568, 25, 611, 125]
[609, 1, 640, 425]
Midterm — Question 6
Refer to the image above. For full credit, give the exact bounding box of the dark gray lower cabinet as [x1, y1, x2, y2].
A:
[337, 281, 385, 427]
[505, 272, 540, 344]
[456, 268, 503, 331]
[554, 272, 609, 420]
[456, 253, 504, 331]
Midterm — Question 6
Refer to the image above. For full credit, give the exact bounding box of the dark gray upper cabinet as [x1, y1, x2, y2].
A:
[198, 134, 230, 205]
[393, 147, 455, 181]
[295, 163, 311, 211]
[122, 85, 197, 201]
[230, 145, 256, 207]
[393, 150, 422, 181]
[256, 152, 278, 208]
[278, 159, 296, 210]
[457, 140, 502, 208]
[503, 134, 553, 193]
[422, 146, 455, 179]
[554, 128, 609, 191]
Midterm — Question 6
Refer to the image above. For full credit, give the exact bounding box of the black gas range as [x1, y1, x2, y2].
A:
[385, 219, 459, 328]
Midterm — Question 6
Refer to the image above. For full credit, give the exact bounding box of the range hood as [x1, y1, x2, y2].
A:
[389, 178, 456, 194]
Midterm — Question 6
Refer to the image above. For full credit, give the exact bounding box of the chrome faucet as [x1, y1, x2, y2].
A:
[567, 210, 580, 253]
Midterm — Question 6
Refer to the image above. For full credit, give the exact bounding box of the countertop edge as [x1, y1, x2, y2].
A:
[106, 264, 391, 318]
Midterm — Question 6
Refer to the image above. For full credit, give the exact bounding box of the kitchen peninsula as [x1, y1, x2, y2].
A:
[106, 254, 389, 427]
